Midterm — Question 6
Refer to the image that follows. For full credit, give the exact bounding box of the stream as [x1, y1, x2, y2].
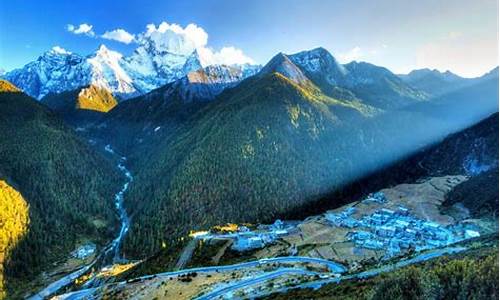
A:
[28, 145, 132, 299]
[104, 146, 133, 263]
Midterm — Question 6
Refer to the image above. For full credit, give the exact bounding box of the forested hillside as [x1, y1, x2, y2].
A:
[121, 72, 377, 256]
[0, 80, 122, 297]
[95, 51, 498, 260]
[0, 180, 29, 300]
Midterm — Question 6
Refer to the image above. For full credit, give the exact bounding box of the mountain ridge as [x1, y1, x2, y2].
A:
[2, 41, 261, 100]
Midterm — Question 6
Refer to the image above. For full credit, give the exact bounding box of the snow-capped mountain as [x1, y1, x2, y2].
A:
[258, 53, 310, 84]
[145, 64, 260, 103]
[2, 39, 261, 100]
[3, 47, 92, 99]
[257, 47, 426, 109]
[86, 45, 138, 98]
[288, 47, 347, 86]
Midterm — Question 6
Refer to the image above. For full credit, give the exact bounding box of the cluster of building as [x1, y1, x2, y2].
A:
[71, 243, 96, 259]
[326, 201, 481, 258]
[194, 220, 293, 252]
[232, 220, 292, 251]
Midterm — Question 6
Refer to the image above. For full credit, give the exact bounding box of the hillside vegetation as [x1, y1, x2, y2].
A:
[121, 73, 375, 256]
[103, 61, 497, 259]
[0, 181, 29, 300]
[0, 81, 122, 297]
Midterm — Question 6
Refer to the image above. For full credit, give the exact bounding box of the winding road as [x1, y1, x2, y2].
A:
[55, 246, 466, 299]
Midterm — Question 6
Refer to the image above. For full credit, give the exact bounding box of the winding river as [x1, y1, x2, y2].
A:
[104, 147, 133, 263]
[28, 145, 132, 299]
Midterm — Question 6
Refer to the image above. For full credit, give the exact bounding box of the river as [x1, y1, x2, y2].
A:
[28, 145, 132, 299]
[104, 147, 133, 263]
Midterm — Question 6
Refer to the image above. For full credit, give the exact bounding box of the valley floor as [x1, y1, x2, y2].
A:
[52, 175, 498, 299]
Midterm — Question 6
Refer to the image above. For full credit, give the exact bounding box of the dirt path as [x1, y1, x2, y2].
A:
[212, 240, 232, 264]
[175, 239, 197, 270]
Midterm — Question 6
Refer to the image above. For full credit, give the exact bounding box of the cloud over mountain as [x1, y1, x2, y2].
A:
[102, 28, 135, 44]
[66, 23, 95, 37]
[66, 20, 254, 66]
[136, 21, 253, 65]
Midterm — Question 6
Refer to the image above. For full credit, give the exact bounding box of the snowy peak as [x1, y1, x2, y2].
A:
[289, 47, 347, 78]
[152, 64, 254, 103]
[3, 40, 260, 101]
[259, 53, 309, 84]
[288, 47, 348, 88]
[87, 45, 137, 97]
[93, 44, 121, 59]
[182, 49, 204, 74]
[186, 65, 242, 84]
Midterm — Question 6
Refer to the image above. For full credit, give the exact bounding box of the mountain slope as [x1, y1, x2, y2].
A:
[287, 48, 427, 109]
[0, 181, 29, 300]
[41, 84, 118, 124]
[0, 80, 121, 298]
[93, 64, 267, 158]
[43, 84, 117, 112]
[119, 71, 381, 257]
[97, 50, 498, 259]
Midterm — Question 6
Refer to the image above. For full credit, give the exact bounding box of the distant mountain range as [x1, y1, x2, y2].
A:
[399, 67, 499, 97]
[6, 41, 495, 106]
[1, 41, 260, 100]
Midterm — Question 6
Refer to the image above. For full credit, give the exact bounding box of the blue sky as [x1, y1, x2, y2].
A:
[0, 0, 497, 77]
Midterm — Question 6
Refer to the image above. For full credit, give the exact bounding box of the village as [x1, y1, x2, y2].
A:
[326, 192, 480, 258]
[187, 176, 484, 262]
[190, 219, 296, 252]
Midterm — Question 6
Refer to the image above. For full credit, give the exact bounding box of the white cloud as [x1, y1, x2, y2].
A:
[338, 46, 363, 63]
[64, 20, 255, 66]
[138, 21, 254, 66]
[198, 46, 255, 66]
[67, 23, 95, 37]
[51, 45, 71, 54]
[102, 29, 135, 44]
[139, 21, 208, 55]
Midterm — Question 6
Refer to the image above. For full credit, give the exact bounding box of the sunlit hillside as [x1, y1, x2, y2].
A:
[0, 180, 29, 300]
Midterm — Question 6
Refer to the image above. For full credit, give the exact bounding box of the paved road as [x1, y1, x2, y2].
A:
[52, 288, 97, 300]
[196, 268, 318, 300]
[249, 246, 467, 299]
[27, 263, 96, 300]
[55, 256, 346, 299]
[53, 246, 466, 300]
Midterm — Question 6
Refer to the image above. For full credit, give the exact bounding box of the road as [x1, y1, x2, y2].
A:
[132, 255, 346, 282]
[53, 245, 466, 299]
[27, 263, 96, 300]
[196, 268, 319, 300]
[54, 256, 347, 299]
[249, 246, 467, 299]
